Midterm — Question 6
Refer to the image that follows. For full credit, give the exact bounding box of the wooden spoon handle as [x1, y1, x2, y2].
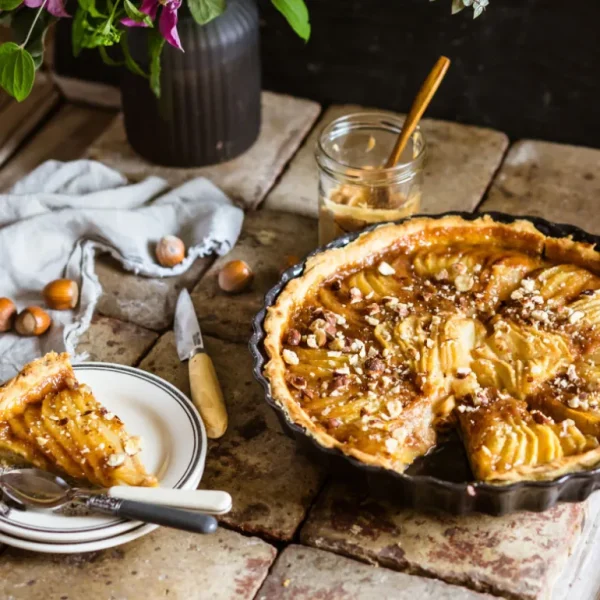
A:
[385, 56, 451, 168]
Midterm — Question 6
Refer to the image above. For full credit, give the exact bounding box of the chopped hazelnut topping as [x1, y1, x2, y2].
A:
[364, 358, 385, 377]
[455, 274, 474, 292]
[377, 262, 396, 276]
[289, 375, 307, 390]
[283, 349, 299, 365]
[107, 453, 126, 467]
[349, 287, 363, 304]
[569, 310, 585, 324]
[306, 334, 319, 349]
[124, 437, 142, 456]
[365, 316, 380, 326]
[286, 329, 301, 346]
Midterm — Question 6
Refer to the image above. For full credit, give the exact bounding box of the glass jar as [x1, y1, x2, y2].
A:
[315, 112, 426, 246]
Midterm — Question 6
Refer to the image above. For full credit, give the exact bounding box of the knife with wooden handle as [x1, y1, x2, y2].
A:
[174, 289, 228, 438]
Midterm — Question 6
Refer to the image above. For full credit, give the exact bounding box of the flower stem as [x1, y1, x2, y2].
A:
[21, 0, 48, 49]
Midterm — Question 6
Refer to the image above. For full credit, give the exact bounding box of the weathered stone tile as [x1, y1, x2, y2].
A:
[191, 210, 318, 343]
[95, 254, 213, 331]
[86, 92, 321, 209]
[76, 314, 158, 365]
[301, 481, 583, 600]
[139, 332, 326, 541]
[264, 104, 509, 218]
[257, 545, 495, 600]
[480, 140, 600, 233]
[0, 526, 275, 600]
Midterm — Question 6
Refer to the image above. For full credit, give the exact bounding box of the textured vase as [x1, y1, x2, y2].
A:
[121, 0, 261, 167]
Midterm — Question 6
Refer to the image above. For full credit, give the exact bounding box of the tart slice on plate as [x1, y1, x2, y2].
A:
[0, 352, 157, 488]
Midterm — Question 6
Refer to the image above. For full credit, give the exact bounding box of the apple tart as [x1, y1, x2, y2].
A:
[264, 215, 600, 484]
[0, 353, 157, 488]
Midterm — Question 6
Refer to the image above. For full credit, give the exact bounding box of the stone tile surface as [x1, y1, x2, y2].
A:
[301, 481, 583, 600]
[264, 104, 509, 218]
[191, 210, 318, 343]
[76, 314, 158, 365]
[257, 545, 495, 600]
[139, 332, 326, 541]
[95, 254, 213, 331]
[0, 526, 275, 600]
[0, 104, 116, 192]
[480, 140, 600, 233]
[86, 92, 321, 209]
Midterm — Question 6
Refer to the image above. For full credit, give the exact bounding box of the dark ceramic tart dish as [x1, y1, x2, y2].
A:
[250, 212, 600, 515]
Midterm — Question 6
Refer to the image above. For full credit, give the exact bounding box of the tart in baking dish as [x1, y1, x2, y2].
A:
[0, 353, 157, 487]
[263, 215, 600, 483]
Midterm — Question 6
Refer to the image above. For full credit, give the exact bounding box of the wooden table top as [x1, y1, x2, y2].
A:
[0, 79, 599, 600]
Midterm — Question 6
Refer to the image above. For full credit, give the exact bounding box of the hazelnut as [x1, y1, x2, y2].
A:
[0, 298, 17, 332]
[43, 279, 79, 310]
[14, 306, 52, 336]
[218, 260, 254, 294]
[286, 329, 301, 346]
[156, 235, 185, 267]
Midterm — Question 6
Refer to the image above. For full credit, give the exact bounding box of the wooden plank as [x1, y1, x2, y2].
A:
[86, 92, 321, 209]
[479, 139, 600, 233]
[0, 75, 60, 168]
[0, 104, 116, 192]
[264, 104, 509, 218]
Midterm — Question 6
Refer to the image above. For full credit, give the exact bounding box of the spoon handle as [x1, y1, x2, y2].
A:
[108, 487, 232, 514]
[385, 56, 451, 168]
[87, 496, 218, 535]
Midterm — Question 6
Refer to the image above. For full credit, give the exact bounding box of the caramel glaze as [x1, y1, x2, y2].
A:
[280, 239, 600, 480]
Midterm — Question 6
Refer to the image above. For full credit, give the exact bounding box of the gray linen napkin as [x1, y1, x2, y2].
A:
[0, 160, 243, 381]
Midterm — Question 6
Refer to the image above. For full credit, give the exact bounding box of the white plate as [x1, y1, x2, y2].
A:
[0, 522, 158, 554]
[0, 363, 206, 544]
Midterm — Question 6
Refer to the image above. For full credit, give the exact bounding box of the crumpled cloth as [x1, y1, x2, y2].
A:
[0, 159, 244, 381]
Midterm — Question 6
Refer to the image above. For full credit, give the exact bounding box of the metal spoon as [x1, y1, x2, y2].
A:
[0, 468, 232, 513]
[0, 469, 223, 535]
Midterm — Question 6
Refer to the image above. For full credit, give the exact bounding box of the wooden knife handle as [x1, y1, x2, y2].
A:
[189, 352, 228, 439]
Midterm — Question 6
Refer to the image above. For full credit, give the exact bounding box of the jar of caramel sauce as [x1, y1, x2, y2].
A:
[315, 112, 426, 246]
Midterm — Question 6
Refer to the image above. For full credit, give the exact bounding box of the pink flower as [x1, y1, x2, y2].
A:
[24, 0, 69, 17]
[122, 0, 183, 51]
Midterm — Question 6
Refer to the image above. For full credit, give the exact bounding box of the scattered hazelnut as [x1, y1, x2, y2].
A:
[218, 260, 254, 293]
[43, 279, 79, 310]
[14, 307, 52, 336]
[156, 235, 186, 267]
[0, 298, 17, 332]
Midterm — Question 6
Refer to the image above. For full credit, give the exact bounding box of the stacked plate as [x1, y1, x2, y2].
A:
[0, 363, 206, 553]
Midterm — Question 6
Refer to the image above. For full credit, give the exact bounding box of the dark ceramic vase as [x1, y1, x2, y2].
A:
[121, 0, 261, 167]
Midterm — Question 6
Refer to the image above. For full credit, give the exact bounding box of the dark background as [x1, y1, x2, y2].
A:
[55, 0, 600, 148]
[258, 0, 599, 148]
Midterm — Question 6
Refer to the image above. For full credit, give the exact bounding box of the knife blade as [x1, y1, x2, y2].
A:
[174, 289, 228, 439]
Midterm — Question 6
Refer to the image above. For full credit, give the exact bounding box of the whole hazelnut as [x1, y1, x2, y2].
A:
[15, 306, 52, 336]
[0, 298, 16, 332]
[218, 260, 254, 294]
[156, 235, 186, 267]
[43, 279, 79, 310]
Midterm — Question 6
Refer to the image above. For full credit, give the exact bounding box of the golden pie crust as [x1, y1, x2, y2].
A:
[0, 353, 157, 487]
[264, 215, 600, 484]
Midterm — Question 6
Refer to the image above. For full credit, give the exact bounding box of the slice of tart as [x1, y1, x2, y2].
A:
[0, 353, 157, 488]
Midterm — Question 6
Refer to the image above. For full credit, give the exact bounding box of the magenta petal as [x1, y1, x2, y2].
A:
[122, 0, 158, 27]
[24, 0, 69, 16]
[159, 2, 183, 51]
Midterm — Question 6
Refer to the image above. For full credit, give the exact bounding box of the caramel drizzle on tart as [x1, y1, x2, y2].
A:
[265, 216, 600, 484]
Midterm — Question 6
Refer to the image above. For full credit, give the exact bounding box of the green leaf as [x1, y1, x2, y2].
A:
[0, 0, 23, 11]
[148, 29, 165, 98]
[188, 0, 225, 25]
[72, 8, 86, 56]
[123, 0, 153, 25]
[10, 7, 52, 69]
[271, 0, 310, 41]
[121, 33, 147, 78]
[78, 0, 104, 18]
[98, 45, 123, 66]
[0, 42, 35, 101]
